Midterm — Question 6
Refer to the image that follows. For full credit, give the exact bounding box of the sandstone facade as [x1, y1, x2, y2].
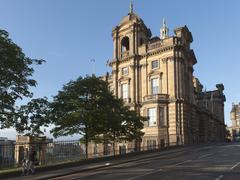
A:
[230, 103, 240, 141]
[91, 7, 226, 155]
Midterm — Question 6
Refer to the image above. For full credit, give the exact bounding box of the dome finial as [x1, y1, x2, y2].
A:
[163, 18, 166, 27]
[130, 0, 133, 14]
[160, 18, 169, 39]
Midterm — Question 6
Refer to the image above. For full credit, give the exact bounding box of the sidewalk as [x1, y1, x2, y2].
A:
[2, 145, 193, 180]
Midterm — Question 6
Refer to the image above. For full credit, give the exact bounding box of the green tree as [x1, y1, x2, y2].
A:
[49, 76, 111, 158]
[0, 29, 44, 129]
[121, 108, 146, 151]
[49, 75, 146, 157]
[101, 97, 124, 155]
[15, 97, 50, 136]
[102, 101, 146, 155]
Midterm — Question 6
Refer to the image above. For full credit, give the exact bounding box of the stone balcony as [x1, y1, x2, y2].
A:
[143, 94, 169, 104]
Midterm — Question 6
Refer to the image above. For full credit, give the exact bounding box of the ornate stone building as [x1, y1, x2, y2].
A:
[98, 3, 226, 153]
[230, 103, 240, 141]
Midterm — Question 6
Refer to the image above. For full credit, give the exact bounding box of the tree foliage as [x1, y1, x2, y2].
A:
[49, 76, 111, 158]
[0, 29, 45, 128]
[15, 97, 50, 136]
[101, 99, 146, 154]
[49, 75, 146, 157]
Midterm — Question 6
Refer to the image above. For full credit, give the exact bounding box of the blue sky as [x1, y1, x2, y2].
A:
[0, 0, 240, 139]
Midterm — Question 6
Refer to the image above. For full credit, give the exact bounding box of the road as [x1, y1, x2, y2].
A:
[52, 143, 240, 180]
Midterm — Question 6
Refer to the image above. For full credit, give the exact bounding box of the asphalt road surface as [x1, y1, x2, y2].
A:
[52, 143, 240, 180]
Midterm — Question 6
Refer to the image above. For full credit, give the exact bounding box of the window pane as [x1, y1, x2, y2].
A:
[151, 78, 159, 94]
[159, 107, 166, 127]
[121, 83, 128, 99]
[148, 108, 156, 126]
[122, 67, 128, 75]
[151, 60, 159, 69]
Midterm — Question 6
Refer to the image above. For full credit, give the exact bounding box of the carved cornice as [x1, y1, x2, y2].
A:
[109, 58, 118, 66]
[168, 56, 174, 62]
[129, 64, 134, 69]
[109, 57, 131, 66]
[121, 55, 134, 62]
[148, 70, 162, 79]
[112, 54, 141, 66]
[110, 55, 175, 67]
[118, 76, 131, 83]
[141, 45, 174, 58]
[162, 58, 168, 64]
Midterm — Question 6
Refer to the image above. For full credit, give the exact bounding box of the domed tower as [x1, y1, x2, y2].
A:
[110, 1, 151, 107]
[112, 2, 151, 60]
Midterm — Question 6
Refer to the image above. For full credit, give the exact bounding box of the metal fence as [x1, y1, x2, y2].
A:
[0, 140, 85, 170]
[0, 140, 179, 170]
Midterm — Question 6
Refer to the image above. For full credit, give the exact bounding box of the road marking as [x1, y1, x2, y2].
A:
[172, 160, 192, 167]
[230, 161, 240, 170]
[215, 175, 223, 180]
[127, 160, 192, 180]
[198, 153, 213, 159]
[127, 168, 163, 180]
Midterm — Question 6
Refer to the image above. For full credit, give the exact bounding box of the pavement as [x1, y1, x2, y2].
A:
[2, 143, 240, 180]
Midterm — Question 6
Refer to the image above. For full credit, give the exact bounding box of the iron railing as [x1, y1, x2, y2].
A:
[0, 140, 179, 170]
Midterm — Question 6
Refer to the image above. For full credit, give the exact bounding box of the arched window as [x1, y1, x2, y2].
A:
[121, 36, 129, 53]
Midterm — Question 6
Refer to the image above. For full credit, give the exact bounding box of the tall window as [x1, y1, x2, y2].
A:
[159, 107, 166, 127]
[147, 140, 156, 150]
[151, 78, 159, 95]
[122, 67, 128, 75]
[151, 60, 159, 69]
[121, 83, 128, 99]
[148, 108, 157, 126]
